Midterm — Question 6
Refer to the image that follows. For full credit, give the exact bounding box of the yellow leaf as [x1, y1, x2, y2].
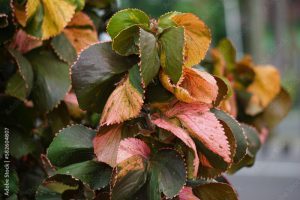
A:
[172, 13, 211, 67]
[246, 65, 281, 115]
[100, 76, 143, 126]
[13, 2, 27, 27]
[26, 0, 76, 40]
[160, 68, 218, 104]
[63, 12, 98, 53]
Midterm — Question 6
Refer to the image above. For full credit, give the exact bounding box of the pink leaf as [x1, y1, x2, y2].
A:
[177, 110, 231, 163]
[151, 114, 199, 177]
[117, 138, 151, 164]
[10, 30, 42, 53]
[165, 101, 210, 118]
[179, 187, 200, 200]
[93, 124, 123, 167]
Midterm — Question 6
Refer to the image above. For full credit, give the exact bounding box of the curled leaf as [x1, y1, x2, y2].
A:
[160, 67, 218, 104]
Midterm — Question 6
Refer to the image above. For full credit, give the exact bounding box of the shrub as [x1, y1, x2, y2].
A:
[0, 1, 291, 200]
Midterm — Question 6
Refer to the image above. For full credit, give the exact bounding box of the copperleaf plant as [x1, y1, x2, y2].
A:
[0, 2, 291, 199]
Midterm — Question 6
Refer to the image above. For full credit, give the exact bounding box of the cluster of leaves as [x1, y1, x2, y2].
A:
[0, 0, 115, 199]
[0, 2, 291, 200]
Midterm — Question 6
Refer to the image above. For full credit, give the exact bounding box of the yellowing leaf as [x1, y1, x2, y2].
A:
[246, 65, 281, 115]
[13, 2, 27, 27]
[160, 68, 218, 104]
[93, 124, 123, 167]
[100, 68, 143, 126]
[63, 12, 98, 53]
[172, 13, 211, 67]
[151, 114, 199, 177]
[25, 0, 76, 39]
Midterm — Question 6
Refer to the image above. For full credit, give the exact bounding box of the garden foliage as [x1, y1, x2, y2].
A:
[0, 1, 291, 199]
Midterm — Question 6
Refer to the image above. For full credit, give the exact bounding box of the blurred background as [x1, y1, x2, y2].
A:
[117, 0, 300, 199]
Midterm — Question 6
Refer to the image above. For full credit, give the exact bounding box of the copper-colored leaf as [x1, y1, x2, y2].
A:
[93, 124, 123, 167]
[63, 12, 98, 53]
[172, 13, 211, 67]
[179, 187, 200, 200]
[100, 75, 143, 126]
[9, 30, 42, 53]
[246, 65, 281, 115]
[160, 67, 218, 104]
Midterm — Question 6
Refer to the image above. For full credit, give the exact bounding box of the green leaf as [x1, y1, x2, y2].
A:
[217, 39, 236, 71]
[47, 102, 71, 134]
[51, 33, 77, 65]
[0, 168, 19, 197]
[5, 73, 27, 100]
[107, 9, 150, 39]
[112, 25, 140, 56]
[157, 11, 181, 30]
[111, 156, 147, 200]
[149, 149, 186, 198]
[212, 108, 247, 164]
[139, 28, 160, 86]
[26, 49, 71, 112]
[71, 42, 137, 112]
[47, 124, 96, 167]
[193, 182, 238, 200]
[5, 48, 34, 100]
[159, 27, 184, 83]
[56, 160, 112, 190]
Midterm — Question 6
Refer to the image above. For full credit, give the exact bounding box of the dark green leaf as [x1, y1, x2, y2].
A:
[26, 49, 71, 112]
[139, 28, 160, 86]
[5, 73, 27, 100]
[149, 149, 186, 198]
[57, 160, 112, 190]
[107, 9, 149, 39]
[159, 27, 184, 83]
[47, 124, 96, 167]
[112, 25, 140, 56]
[51, 33, 77, 65]
[111, 156, 147, 200]
[71, 42, 137, 112]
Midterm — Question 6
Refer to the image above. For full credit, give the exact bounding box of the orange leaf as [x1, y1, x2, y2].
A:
[172, 13, 211, 67]
[100, 76, 143, 126]
[160, 68, 218, 104]
[63, 12, 98, 53]
[246, 65, 281, 115]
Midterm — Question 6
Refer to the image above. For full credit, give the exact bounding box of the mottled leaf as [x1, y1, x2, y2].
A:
[117, 138, 150, 164]
[25, 0, 77, 39]
[47, 125, 96, 167]
[100, 65, 143, 126]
